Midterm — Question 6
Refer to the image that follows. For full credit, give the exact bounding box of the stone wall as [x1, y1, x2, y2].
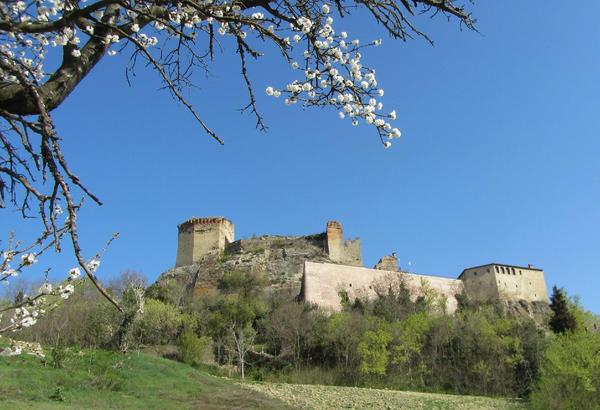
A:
[302, 261, 464, 313]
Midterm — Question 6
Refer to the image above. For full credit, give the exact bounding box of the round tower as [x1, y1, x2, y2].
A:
[175, 217, 234, 267]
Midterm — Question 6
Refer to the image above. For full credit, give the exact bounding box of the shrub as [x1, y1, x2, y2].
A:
[178, 329, 210, 366]
[135, 298, 190, 346]
[50, 345, 67, 369]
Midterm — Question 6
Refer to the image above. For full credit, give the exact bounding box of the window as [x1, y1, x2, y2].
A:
[486, 268, 490, 273]
[495, 266, 499, 273]
[512, 268, 516, 275]
[519, 270, 522, 275]
[349, 283, 352, 287]
[473, 271, 478, 276]
[501, 266, 506, 274]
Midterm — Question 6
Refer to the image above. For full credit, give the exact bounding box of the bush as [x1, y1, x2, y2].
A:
[50, 345, 67, 369]
[178, 329, 210, 366]
[135, 298, 192, 346]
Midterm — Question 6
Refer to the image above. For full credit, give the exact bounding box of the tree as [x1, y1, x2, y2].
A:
[357, 316, 391, 375]
[549, 285, 577, 334]
[263, 300, 321, 370]
[0, 0, 478, 327]
[208, 271, 266, 379]
[531, 331, 600, 410]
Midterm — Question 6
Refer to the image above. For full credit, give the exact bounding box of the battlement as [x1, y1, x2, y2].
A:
[178, 217, 233, 230]
[175, 216, 234, 267]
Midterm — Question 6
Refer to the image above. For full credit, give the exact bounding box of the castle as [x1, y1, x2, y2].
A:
[167, 216, 549, 314]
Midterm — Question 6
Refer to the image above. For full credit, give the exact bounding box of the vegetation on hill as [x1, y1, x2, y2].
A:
[3, 271, 600, 408]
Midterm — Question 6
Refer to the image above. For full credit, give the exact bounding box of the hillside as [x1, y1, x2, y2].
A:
[0, 348, 525, 409]
[0, 349, 289, 409]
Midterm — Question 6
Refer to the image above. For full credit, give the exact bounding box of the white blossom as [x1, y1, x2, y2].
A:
[59, 284, 75, 299]
[68, 267, 81, 280]
[86, 258, 100, 272]
[38, 282, 53, 294]
[21, 253, 37, 266]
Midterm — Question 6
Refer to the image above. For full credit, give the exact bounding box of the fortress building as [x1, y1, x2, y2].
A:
[167, 216, 549, 314]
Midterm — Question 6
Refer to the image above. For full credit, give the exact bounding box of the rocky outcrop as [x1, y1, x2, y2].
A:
[501, 300, 551, 324]
[152, 234, 333, 305]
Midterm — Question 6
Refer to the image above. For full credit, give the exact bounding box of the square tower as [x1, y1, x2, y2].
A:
[175, 217, 234, 267]
[459, 263, 549, 303]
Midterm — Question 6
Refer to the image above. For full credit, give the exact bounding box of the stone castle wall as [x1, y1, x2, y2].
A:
[302, 261, 464, 313]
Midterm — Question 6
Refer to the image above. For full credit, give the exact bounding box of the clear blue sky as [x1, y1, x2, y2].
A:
[4, 2, 600, 312]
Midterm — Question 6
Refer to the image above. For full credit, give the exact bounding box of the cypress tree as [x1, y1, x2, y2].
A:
[548, 285, 577, 334]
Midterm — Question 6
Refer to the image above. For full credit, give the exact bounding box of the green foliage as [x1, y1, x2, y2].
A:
[388, 311, 432, 385]
[134, 298, 192, 346]
[357, 318, 391, 375]
[206, 271, 268, 379]
[49, 386, 65, 402]
[530, 331, 600, 409]
[50, 344, 67, 369]
[323, 312, 367, 372]
[15, 279, 121, 349]
[218, 271, 267, 297]
[178, 329, 210, 366]
[145, 279, 182, 306]
[549, 285, 577, 334]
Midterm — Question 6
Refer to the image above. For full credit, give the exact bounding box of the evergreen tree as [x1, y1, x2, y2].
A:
[548, 286, 577, 334]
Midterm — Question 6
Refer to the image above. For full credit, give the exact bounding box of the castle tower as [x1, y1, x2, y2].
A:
[175, 217, 234, 267]
[326, 221, 344, 262]
[458, 263, 549, 303]
[326, 220, 362, 267]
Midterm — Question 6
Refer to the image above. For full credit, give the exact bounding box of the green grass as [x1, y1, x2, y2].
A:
[0, 348, 290, 409]
[0, 347, 526, 409]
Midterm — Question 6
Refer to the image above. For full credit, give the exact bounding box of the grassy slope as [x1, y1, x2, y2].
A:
[1, 349, 525, 410]
[0, 349, 289, 409]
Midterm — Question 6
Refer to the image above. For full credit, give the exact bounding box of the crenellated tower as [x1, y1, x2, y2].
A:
[175, 217, 234, 267]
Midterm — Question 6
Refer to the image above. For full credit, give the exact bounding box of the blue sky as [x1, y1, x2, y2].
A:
[3, 2, 600, 312]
